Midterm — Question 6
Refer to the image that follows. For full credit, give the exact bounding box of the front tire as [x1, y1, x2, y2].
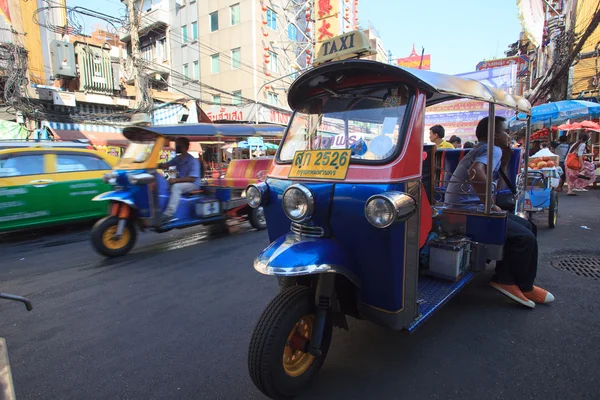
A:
[548, 190, 558, 228]
[249, 206, 267, 230]
[248, 286, 332, 399]
[91, 216, 137, 257]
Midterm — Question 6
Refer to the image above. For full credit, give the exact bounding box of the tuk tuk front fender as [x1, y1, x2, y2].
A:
[254, 233, 360, 287]
[92, 191, 137, 208]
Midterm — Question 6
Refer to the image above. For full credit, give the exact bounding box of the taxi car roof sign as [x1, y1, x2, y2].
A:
[314, 30, 377, 66]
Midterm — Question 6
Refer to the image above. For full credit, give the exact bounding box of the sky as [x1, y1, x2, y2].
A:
[66, 0, 524, 75]
[359, 0, 524, 74]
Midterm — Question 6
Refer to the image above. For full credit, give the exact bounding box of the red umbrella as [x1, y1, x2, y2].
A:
[580, 120, 600, 130]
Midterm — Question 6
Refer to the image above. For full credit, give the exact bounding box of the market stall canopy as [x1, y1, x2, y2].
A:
[123, 123, 286, 142]
[287, 60, 532, 113]
[513, 100, 600, 125]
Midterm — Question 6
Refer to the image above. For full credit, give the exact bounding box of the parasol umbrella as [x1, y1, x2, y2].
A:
[263, 142, 279, 150]
[512, 100, 600, 128]
[580, 120, 600, 130]
[238, 140, 267, 150]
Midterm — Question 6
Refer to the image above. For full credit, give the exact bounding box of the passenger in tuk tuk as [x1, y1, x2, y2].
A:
[429, 124, 454, 149]
[444, 116, 555, 308]
[158, 137, 201, 223]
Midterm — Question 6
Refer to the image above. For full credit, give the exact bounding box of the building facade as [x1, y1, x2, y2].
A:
[570, 0, 600, 100]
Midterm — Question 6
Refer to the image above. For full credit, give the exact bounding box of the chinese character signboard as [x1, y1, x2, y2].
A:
[314, 0, 342, 57]
[397, 45, 431, 70]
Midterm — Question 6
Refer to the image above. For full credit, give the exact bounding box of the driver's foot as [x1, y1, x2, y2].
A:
[523, 286, 555, 304]
[490, 282, 535, 308]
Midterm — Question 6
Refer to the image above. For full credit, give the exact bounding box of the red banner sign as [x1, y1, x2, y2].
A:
[397, 45, 431, 70]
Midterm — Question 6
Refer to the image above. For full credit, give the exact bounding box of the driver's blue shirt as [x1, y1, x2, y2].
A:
[167, 153, 201, 187]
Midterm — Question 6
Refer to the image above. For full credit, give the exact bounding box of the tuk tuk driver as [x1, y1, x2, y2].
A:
[158, 137, 201, 223]
[444, 116, 554, 309]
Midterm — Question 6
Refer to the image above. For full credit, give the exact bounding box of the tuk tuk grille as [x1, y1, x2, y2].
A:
[551, 256, 600, 281]
[291, 222, 324, 238]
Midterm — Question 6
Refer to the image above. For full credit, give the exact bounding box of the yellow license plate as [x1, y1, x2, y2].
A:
[288, 149, 351, 180]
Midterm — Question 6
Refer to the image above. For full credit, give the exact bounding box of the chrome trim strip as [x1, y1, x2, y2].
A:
[254, 258, 361, 287]
[290, 222, 324, 238]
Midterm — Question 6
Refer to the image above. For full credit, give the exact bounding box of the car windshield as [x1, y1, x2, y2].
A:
[122, 142, 155, 163]
[278, 85, 411, 163]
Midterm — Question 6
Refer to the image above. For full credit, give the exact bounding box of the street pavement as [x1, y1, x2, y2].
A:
[1, 190, 599, 400]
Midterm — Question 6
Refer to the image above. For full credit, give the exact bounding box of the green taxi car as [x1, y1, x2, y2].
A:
[0, 146, 118, 232]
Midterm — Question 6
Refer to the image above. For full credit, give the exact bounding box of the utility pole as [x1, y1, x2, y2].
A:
[388, 50, 393, 65]
[128, 0, 142, 109]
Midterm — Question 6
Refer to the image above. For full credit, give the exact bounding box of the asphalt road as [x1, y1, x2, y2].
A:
[1, 190, 600, 400]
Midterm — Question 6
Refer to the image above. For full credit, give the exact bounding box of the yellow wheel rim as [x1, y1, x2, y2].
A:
[282, 315, 315, 377]
[102, 225, 131, 250]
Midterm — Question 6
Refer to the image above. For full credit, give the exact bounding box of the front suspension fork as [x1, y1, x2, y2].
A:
[111, 203, 131, 237]
[308, 274, 336, 357]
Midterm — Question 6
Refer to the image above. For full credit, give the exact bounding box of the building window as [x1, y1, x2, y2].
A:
[183, 63, 189, 78]
[267, 92, 278, 105]
[191, 22, 198, 41]
[231, 48, 241, 69]
[181, 25, 188, 43]
[193, 61, 199, 79]
[232, 90, 242, 105]
[268, 51, 278, 72]
[230, 3, 240, 25]
[288, 67, 299, 81]
[142, 45, 152, 62]
[287, 24, 297, 41]
[266, 8, 276, 30]
[156, 38, 166, 61]
[213, 94, 221, 105]
[211, 53, 220, 73]
[210, 11, 219, 32]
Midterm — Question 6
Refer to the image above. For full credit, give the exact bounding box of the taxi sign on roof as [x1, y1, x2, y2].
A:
[314, 30, 377, 66]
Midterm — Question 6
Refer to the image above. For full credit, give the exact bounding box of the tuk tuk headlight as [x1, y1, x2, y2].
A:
[283, 184, 314, 222]
[247, 182, 269, 208]
[365, 192, 416, 228]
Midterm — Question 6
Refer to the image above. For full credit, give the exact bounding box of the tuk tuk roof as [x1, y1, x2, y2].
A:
[122, 123, 286, 142]
[287, 60, 531, 114]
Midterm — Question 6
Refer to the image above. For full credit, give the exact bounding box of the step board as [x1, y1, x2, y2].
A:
[407, 272, 474, 333]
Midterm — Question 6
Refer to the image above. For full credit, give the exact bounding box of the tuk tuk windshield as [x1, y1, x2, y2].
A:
[279, 85, 411, 163]
[122, 141, 155, 163]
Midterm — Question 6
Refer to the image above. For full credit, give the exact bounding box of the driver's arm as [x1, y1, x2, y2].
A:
[468, 162, 489, 205]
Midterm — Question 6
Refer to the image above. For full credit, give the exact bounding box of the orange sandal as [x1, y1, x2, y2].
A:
[490, 282, 535, 308]
[523, 286, 555, 304]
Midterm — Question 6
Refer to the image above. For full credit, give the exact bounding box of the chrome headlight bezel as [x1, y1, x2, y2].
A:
[127, 172, 155, 185]
[365, 191, 417, 228]
[247, 182, 269, 208]
[282, 184, 314, 223]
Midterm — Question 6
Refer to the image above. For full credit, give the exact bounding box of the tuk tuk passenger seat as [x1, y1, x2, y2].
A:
[205, 158, 272, 188]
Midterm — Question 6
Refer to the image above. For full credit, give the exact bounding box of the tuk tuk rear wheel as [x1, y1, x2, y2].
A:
[91, 216, 137, 258]
[548, 190, 558, 228]
[248, 285, 332, 399]
[249, 207, 267, 230]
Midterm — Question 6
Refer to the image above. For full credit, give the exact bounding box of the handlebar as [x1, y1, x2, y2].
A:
[0, 293, 33, 311]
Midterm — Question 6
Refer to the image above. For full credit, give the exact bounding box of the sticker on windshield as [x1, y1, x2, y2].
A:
[289, 149, 351, 180]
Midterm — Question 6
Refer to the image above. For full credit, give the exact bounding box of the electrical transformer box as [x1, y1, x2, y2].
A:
[50, 41, 77, 78]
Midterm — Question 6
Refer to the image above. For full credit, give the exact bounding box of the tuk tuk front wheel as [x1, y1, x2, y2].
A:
[248, 286, 332, 399]
[548, 190, 558, 228]
[249, 206, 267, 230]
[91, 216, 137, 257]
